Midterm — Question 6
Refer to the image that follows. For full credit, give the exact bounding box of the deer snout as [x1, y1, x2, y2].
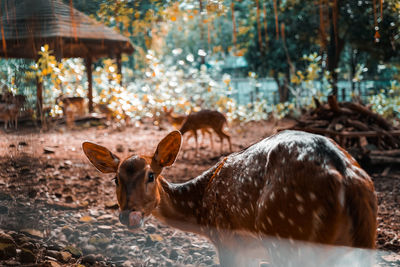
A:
[119, 209, 144, 229]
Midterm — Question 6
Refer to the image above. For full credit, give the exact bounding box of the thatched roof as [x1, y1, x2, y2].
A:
[0, 0, 134, 58]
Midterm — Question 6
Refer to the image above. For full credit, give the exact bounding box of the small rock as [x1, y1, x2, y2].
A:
[44, 147, 56, 154]
[0, 206, 8, 214]
[44, 256, 58, 261]
[19, 248, 36, 263]
[77, 224, 91, 232]
[0, 243, 17, 260]
[3, 259, 20, 266]
[18, 141, 28, 146]
[47, 243, 62, 251]
[82, 244, 97, 254]
[116, 144, 124, 152]
[0, 232, 15, 244]
[46, 249, 61, 259]
[64, 195, 74, 203]
[59, 251, 72, 263]
[97, 214, 114, 221]
[63, 245, 82, 258]
[169, 248, 180, 260]
[79, 215, 96, 223]
[20, 242, 36, 251]
[146, 226, 156, 234]
[122, 260, 134, 267]
[94, 254, 105, 262]
[61, 226, 73, 236]
[28, 189, 37, 198]
[149, 234, 163, 242]
[21, 229, 44, 239]
[88, 235, 111, 248]
[104, 201, 119, 209]
[82, 254, 96, 265]
[97, 225, 113, 235]
[0, 192, 12, 201]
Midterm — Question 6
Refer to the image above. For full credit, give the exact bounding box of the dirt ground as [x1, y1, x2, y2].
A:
[0, 118, 399, 266]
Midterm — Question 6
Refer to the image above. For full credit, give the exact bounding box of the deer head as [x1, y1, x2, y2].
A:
[82, 131, 182, 230]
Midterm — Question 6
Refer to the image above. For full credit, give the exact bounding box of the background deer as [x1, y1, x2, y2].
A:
[82, 130, 377, 266]
[163, 106, 214, 151]
[0, 91, 26, 130]
[179, 109, 232, 154]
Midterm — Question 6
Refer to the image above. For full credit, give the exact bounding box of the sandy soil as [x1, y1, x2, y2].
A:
[0, 119, 398, 266]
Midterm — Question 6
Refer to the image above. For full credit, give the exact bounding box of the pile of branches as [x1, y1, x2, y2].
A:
[288, 96, 400, 166]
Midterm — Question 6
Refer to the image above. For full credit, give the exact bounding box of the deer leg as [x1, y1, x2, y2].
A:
[216, 128, 232, 153]
[217, 246, 260, 267]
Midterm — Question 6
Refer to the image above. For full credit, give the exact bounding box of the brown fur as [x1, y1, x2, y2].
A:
[82, 130, 377, 266]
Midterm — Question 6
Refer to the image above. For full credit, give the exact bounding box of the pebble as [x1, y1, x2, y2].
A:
[3, 259, 20, 266]
[98, 225, 113, 235]
[46, 249, 61, 259]
[82, 244, 97, 254]
[19, 248, 36, 263]
[82, 254, 97, 265]
[59, 251, 72, 263]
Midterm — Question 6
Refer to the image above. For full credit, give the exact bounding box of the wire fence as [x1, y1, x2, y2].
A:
[228, 78, 395, 105]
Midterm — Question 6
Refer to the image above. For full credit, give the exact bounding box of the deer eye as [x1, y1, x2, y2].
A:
[113, 177, 119, 186]
[148, 172, 155, 183]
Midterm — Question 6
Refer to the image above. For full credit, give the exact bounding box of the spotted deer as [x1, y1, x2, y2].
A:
[82, 130, 377, 266]
[179, 109, 232, 154]
[163, 106, 214, 151]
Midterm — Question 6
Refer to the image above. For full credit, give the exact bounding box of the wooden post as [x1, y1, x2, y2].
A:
[86, 56, 93, 113]
[36, 76, 43, 121]
[116, 52, 122, 86]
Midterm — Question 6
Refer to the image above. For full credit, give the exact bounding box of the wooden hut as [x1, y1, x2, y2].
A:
[0, 0, 134, 117]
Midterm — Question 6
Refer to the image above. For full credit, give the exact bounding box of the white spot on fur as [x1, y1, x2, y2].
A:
[309, 192, 316, 201]
[338, 184, 345, 207]
[267, 217, 272, 225]
[278, 211, 285, 219]
[297, 204, 305, 214]
[188, 201, 194, 208]
[288, 218, 294, 226]
[295, 193, 304, 202]
[270, 192, 275, 201]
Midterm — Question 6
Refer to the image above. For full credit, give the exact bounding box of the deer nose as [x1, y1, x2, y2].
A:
[119, 210, 130, 226]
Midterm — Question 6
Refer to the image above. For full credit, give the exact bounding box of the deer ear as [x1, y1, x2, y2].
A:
[82, 142, 120, 173]
[152, 131, 182, 170]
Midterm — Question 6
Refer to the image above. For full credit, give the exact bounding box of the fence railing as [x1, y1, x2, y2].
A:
[228, 78, 394, 105]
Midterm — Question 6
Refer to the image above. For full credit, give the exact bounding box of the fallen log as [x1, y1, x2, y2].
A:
[369, 155, 400, 165]
[342, 102, 393, 131]
[369, 149, 400, 157]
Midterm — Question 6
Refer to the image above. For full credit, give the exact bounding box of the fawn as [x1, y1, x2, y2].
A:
[179, 109, 232, 154]
[82, 130, 377, 266]
[163, 106, 214, 151]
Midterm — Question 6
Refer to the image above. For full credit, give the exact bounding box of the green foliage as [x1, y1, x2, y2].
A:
[369, 82, 400, 120]
[289, 53, 332, 108]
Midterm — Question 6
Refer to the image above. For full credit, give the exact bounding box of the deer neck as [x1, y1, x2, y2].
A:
[152, 166, 219, 234]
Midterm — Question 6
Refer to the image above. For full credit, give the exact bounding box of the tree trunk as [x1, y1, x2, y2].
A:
[231, 0, 237, 52]
[86, 57, 93, 113]
[36, 76, 43, 121]
[198, 0, 205, 64]
[274, 72, 289, 103]
[256, 0, 263, 52]
[327, 1, 344, 96]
